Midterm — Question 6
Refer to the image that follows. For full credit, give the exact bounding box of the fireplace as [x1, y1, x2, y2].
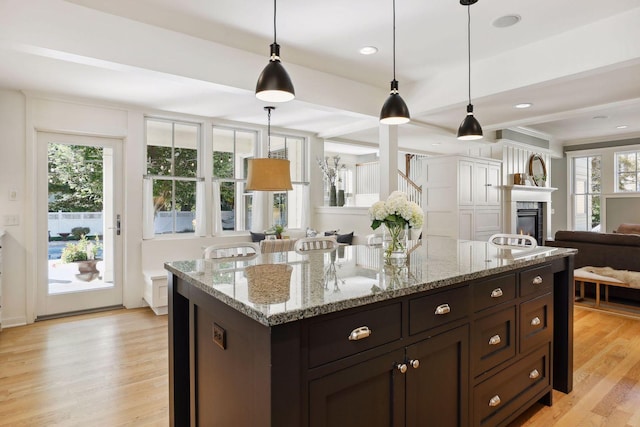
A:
[503, 185, 555, 246]
[516, 202, 543, 245]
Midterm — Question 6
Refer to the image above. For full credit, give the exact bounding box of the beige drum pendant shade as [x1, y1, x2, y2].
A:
[245, 158, 293, 191]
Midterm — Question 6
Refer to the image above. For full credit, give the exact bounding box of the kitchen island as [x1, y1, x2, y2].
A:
[166, 237, 576, 427]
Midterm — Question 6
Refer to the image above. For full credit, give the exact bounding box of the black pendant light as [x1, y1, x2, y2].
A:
[380, 0, 410, 125]
[246, 106, 293, 192]
[457, 0, 483, 140]
[256, 0, 295, 103]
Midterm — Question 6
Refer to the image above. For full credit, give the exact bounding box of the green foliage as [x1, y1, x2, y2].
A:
[147, 145, 199, 213]
[71, 227, 90, 240]
[48, 144, 104, 212]
[61, 235, 101, 263]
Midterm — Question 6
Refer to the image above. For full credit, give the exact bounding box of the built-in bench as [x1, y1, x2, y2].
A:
[144, 270, 168, 315]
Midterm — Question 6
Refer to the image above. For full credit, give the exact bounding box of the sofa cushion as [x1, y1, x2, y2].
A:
[554, 230, 640, 247]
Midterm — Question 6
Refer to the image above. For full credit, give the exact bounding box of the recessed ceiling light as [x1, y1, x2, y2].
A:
[616, 125, 629, 129]
[493, 15, 521, 28]
[514, 103, 532, 109]
[592, 115, 608, 119]
[359, 46, 378, 55]
[432, 143, 441, 146]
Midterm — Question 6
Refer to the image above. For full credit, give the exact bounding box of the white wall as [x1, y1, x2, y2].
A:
[0, 90, 27, 327]
[0, 90, 324, 326]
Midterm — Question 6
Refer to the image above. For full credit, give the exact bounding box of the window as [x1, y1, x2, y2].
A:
[212, 127, 256, 231]
[616, 150, 640, 192]
[572, 156, 601, 231]
[146, 118, 200, 235]
[270, 134, 307, 230]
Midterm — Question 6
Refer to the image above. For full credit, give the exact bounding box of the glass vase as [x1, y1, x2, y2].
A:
[383, 223, 408, 265]
[329, 184, 337, 206]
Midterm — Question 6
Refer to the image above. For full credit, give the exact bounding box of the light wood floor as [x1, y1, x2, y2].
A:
[511, 305, 640, 427]
[0, 308, 169, 427]
[2, 306, 640, 426]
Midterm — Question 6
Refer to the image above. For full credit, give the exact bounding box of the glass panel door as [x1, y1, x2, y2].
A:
[37, 133, 123, 318]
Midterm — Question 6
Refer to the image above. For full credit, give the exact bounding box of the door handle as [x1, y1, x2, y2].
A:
[116, 214, 121, 236]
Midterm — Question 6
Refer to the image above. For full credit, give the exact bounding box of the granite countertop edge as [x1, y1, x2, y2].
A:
[165, 248, 576, 327]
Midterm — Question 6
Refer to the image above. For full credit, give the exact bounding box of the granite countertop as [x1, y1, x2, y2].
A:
[165, 236, 576, 327]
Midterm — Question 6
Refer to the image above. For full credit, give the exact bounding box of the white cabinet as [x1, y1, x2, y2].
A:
[422, 156, 502, 241]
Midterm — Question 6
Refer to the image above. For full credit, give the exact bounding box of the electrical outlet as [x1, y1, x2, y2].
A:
[213, 323, 226, 350]
[3, 215, 19, 226]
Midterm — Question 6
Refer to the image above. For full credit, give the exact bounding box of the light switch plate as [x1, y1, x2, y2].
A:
[8, 189, 17, 201]
[3, 215, 19, 226]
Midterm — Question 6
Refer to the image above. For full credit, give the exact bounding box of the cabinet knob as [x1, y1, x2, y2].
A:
[532, 275, 543, 285]
[434, 304, 451, 315]
[529, 369, 540, 379]
[409, 359, 420, 369]
[396, 363, 408, 374]
[490, 288, 503, 298]
[488, 335, 501, 346]
[488, 395, 501, 407]
[348, 326, 372, 341]
[530, 316, 541, 326]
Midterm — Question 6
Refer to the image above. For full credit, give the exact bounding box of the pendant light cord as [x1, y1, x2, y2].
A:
[392, 0, 397, 81]
[467, 4, 471, 105]
[273, 0, 277, 44]
[267, 107, 272, 158]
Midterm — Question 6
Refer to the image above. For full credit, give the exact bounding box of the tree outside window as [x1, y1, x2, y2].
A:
[146, 118, 200, 234]
[573, 156, 601, 231]
[616, 151, 640, 192]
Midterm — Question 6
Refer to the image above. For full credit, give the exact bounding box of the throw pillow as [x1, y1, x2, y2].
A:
[250, 231, 266, 242]
[336, 231, 354, 245]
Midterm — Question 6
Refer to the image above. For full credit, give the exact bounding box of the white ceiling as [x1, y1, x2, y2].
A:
[1, 0, 639, 155]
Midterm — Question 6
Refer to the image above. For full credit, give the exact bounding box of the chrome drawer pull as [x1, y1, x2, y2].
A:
[488, 395, 501, 407]
[490, 288, 503, 298]
[348, 326, 372, 341]
[434, 304, 451, 315]
[409, 359, 420, 369]
[396, 363, 407, 374]
[488, 335, 501, 346]
[532, 275, 543, 285]
[529, 369, 540, 379]
[531, 316, 541, 326]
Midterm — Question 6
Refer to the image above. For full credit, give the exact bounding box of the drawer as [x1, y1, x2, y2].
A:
[409, 286, 470, 335]
[308, 303, 402, 368]
[519, 264, 553, 298]
[472, 274, 516, 313]
[474, 344, 551, 427]
[472, 306, 516, 376]
[520, 293, 553, 354]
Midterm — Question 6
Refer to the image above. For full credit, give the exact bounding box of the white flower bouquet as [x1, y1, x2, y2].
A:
[369, 191, 424, 259]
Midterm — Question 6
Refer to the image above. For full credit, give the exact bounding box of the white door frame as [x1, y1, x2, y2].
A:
[35, 131, 124, 318]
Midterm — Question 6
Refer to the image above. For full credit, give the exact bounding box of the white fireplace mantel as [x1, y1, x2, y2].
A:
[502, 185, 557, 203]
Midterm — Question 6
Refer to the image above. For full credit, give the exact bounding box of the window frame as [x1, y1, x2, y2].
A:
[144, 117, 202, 236]
[615, 150, 640, 193]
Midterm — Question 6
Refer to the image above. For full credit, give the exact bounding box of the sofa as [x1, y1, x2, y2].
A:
[546, 228, 640, 303]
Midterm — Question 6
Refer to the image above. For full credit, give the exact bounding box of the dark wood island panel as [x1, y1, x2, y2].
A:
[167, 240, 575, 427]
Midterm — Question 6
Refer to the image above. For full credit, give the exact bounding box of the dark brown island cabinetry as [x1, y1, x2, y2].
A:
[167, 244, 574, 427]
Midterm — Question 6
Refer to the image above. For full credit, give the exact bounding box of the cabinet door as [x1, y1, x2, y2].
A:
[406, 325, 469, 427]
[474, 162, 490, 205]
[486, 164, 501, 205]
[458, 161, 474, 206]
[309, 349, 405, 427]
